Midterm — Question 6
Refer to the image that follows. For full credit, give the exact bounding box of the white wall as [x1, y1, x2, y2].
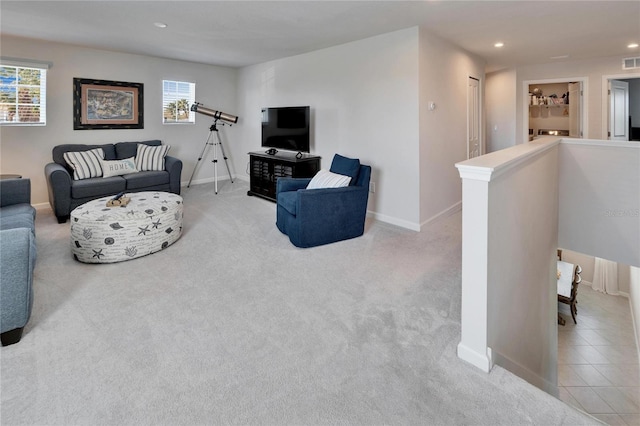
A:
[485, 69, 516, 153]
[3, 28, 484, 231]
[488, 143, 559, 395]
[418, 28, 485, 227]
[0, 35, 237, 207]
[236, 27, 421, 229]
[558, 139, 640, 268]
[487, 55, 640, 148]
[236, 26, 485, 230]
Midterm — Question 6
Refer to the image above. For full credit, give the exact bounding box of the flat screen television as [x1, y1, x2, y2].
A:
[261, 106, 310, 154]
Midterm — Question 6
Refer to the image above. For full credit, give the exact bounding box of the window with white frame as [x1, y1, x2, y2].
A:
[162, 80, 195, 124]
[0, 62, 47, 125]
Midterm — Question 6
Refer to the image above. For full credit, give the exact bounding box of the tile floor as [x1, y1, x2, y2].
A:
[558, 284, 640, 425]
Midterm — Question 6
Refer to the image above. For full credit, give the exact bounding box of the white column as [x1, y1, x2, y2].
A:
[456, 167, 493, 372]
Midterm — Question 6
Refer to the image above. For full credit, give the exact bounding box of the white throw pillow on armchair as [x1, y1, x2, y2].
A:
[306, 169, 351, 189]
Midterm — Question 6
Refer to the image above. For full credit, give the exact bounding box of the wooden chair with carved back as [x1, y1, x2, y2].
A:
[557, 249, 582, 325]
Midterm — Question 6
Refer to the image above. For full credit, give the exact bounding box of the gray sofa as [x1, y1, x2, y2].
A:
[0, 178, 36, 346]
[45, 140, 182, 223]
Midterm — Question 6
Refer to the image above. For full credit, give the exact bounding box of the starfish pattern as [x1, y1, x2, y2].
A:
[152, 219, 162, 229]
[92, 249, 104, 259]
[138, 225, 150, 235]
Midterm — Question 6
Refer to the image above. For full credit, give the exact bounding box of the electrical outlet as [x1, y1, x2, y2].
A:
[369, 181, 376, 193]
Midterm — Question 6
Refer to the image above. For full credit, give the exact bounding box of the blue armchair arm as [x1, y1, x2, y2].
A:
[0, 178, 31, 207]
[298, 186, 369, 220]
[277, 177, 312, 194]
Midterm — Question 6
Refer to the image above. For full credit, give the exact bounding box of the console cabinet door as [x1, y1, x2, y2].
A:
[248, 153, 320, 201]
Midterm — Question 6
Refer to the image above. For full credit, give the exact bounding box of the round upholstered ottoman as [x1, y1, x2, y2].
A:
[70, 191, 183, 263]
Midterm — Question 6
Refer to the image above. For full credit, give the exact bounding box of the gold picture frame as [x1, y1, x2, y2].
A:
[73, 78, 143, 130]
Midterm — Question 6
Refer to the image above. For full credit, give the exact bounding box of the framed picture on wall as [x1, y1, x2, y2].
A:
[73, 78, 143, 130]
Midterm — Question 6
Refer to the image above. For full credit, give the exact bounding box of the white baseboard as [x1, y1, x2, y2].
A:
[182, 176, 225, 187]
[420, 201, 462, 231]
[366, 201, 462, 232]
[34, 202, 52, 211]
[457, 342, 493, 373]
[183, 179, 460, 235]
[366, 211, 420, 231]
[581, 280, 630, 299]
[492, 351, 558, 397]
[181, 174, 249, 188]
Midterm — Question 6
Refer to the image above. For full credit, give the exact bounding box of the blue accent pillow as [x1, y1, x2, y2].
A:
[329, 154, 360, 185]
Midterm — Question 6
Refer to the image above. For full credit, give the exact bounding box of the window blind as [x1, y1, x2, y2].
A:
[162, 80, 195, 124]
[0, 60, 48, 125]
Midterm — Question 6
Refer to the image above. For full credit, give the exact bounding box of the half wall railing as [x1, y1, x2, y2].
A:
[455, 137, 639, 395]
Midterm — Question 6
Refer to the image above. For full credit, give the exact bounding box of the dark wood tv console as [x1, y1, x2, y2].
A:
[247, 151, 321, 202]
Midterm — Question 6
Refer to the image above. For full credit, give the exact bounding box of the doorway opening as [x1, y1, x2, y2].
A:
[468, 76, 481, 158]
[601, 73, 640, 141]
[523, 77, 587, 142]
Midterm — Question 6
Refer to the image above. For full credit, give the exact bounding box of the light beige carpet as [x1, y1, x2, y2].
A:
[1, 180, 598, 425]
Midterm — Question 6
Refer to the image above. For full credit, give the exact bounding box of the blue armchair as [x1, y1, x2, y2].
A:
[276, 154, 371, 248]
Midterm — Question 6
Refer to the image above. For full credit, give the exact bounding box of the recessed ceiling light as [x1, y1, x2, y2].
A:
[494, 42, 504, 48]
[628, 43, 639, 49]
[154, 22, 168, 29]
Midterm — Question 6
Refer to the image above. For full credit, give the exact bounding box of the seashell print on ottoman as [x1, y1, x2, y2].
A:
[70, 191, 183, 263]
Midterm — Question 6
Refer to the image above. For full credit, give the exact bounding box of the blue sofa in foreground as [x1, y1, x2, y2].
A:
[0, 178, 36, 346]
[276, 154, 371, 248]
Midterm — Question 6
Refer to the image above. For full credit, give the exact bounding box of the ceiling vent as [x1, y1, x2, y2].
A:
[622, 57, 640, 70]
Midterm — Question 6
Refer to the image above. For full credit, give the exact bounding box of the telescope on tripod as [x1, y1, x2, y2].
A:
[190, 102, 238, 124]
[187, 102, 238, 194]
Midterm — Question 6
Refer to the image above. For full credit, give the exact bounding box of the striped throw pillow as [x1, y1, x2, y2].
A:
[135, 144, 170, 171]
[63, 148, 105, 180]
